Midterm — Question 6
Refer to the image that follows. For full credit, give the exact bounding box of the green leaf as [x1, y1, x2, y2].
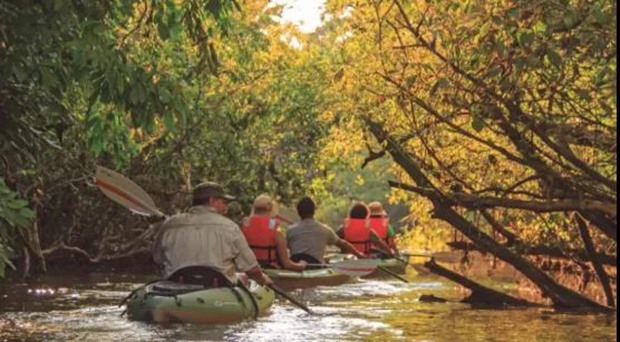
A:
[575, 89, 592, 102]
[91, 137, 104, 155]
[485, 66, 503, 79]
[207, 0, 223, 18]
[506, 8, 519, 18]
[159, 87, 172, 104]
[532, 21, 547, 34]
[563, 13, 579, 28]
[430, 78, 450, 95]
[53, 0, 65, 11]
[516, 31, 533, 47]
[593, 5, 610, 25]
[163, 112, 175, 130]
[158, 21, 170, 40]
[5, 200, 28, 209]
[472, 116, 485, 131]
[129, 86, 139, 105]
[12, 64, 28, 82]
[546, 49, 562, 68]
[40, 67, 59, 88]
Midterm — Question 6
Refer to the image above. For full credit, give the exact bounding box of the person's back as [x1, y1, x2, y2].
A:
[368, 201, 397, 251]
[153, 182, 273, 286]
[341, 202, 373, 255]
[338, 201, 395, 258]
[286, 197, 365, 264]
[286, 219, 338, 264]
[155, 206, 252, 282]
[241, 194, 306, 271]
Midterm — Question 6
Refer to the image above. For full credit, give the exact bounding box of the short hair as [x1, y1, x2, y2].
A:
[296, 197, 315, 219]
[349, 202, 369, 219]
[192, 196, 212, 207]
[252, 194, 274, 216]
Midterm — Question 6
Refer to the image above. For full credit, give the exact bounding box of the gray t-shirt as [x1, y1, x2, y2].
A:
[152, 206, 258, 283]
[286, 218, 339, 263]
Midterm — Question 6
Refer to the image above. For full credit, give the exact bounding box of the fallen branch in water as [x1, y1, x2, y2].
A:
[423, 258, 539, 307]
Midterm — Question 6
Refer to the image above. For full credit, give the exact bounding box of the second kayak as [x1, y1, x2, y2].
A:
[325, 253, 410, 278]
[264, 268, 354, 291]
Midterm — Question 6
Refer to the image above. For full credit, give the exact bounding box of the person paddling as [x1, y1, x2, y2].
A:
[152, 182, 273, 288]
[286, 196, 365, 265]
[338, 201, 395, 258]
[367, 201, 399, 257]
[241, 194, 307, 271]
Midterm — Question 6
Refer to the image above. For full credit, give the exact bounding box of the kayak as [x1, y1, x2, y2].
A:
[264, 268, 353, 291]
[325, 254, 410, 278]
[362, 255, 410, 278]
[125, 280, 275, 324]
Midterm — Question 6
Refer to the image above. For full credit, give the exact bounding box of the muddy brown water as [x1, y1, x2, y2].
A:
[0, 270, 616, 342]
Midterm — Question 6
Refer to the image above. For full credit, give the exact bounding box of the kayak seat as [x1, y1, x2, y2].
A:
[167, 266, 233, 288]
[369, 248, 391, 259]
[291, 253, 324, 269]
[151, 281, 205, 296]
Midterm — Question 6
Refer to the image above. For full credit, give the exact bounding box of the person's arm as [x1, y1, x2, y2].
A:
[275, 230, 307, 271]
[232, 227, 274, 286]
[387, 224, 399, 255]
[325, 223, 365, 259]
[336, 226, 344, 239]
[245, 265, 274, 286]
[370, 230, 395, 257]
[335, 238, 366, 259]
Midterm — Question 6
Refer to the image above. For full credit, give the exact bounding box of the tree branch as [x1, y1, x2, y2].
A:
[451, 192, 617, 219]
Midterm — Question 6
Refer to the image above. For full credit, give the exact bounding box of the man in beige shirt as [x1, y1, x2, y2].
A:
[286, 197, 365, 264]
[153, 182, 273, 286]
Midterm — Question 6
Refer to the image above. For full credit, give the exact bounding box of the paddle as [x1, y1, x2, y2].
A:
[307, 259, 382, 277]
[401, 252, 460, 263]
[95, 166, 317, 315]
[95, 166, 165, 218]
[376, 265, 409, 283]
[268, 284, 315, 315]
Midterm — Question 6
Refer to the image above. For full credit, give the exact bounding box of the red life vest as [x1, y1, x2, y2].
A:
[369, 217, 396, 249]
[343, 218, 372, 255]
[241, 216, 279, 267]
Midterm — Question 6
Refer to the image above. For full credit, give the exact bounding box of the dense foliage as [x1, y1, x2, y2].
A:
[319, 0, 616, 309]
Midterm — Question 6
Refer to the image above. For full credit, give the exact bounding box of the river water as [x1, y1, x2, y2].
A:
[0, 271, 616, 342]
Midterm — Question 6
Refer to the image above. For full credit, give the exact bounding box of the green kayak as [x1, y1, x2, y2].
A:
[362, 255, 410, 278]
[125, 280, 275, 324]
[325, 254, 410, 278]
[264, 268, 353, 291]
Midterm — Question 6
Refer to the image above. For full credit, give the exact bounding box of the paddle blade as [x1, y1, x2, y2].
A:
[95, 166, 164, 218]
[276, 205, 300, 225]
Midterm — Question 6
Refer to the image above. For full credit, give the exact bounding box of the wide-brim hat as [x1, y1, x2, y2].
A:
[192, 182, 236, 201]
[368, 201, 387, 216]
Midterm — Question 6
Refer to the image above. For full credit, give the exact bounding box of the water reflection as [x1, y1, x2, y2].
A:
[0, 273, 616, 341]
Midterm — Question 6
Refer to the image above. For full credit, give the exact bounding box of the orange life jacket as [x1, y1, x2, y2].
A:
[241, 216, 279, 267]
[343, 218, 372, 255]
[369, 217, 395, 249]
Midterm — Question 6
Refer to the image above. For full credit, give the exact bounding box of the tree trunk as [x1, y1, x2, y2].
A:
[575, 214, 616, 308]
[423, 258, 536, 307]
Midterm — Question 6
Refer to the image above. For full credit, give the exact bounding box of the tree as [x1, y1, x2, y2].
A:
[321, 0, 616, 310]
[0, 0, 340, 277]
